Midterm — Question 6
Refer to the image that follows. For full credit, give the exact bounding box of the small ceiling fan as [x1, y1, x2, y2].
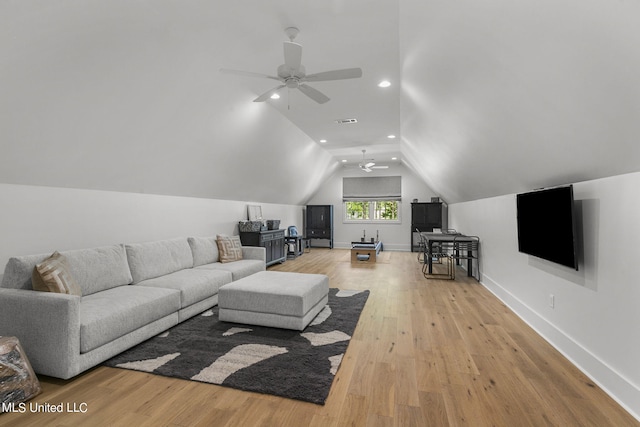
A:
[359, 150, 389, 172]
[221, 27, 362, 104]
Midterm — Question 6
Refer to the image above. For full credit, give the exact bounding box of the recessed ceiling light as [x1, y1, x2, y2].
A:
[387, 134, 396, 139]
[320, 139, 327, 143]
[378, 80, 391, 88]
[391, 157, 398, 160]
[270, 93, 280, 99]
[341, 159, 347, 163]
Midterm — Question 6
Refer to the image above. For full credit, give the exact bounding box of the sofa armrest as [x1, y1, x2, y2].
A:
[0, 288, 81, 378]
[242, 246, 266, 262]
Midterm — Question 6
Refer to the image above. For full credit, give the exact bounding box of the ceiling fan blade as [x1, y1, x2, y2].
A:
[220, 68, 281, 81]
[365, 162, 375, 168]
[253, 85, 286, 102]
[304, 68, 363, 82]
[371, 165, 389, 169]
[283, 41, 302, 72]
[298, 84, 330, 104]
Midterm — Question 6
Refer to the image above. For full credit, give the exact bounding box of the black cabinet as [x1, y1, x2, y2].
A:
[306, 205, 333, 248]
[239, 229, 286, 266]
[411, 202, 448, 252]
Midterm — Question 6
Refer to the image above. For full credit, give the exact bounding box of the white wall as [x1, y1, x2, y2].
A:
[307, 163, 438, 250]
[0, 183, 304, 278]
[449, 172, 640, 420]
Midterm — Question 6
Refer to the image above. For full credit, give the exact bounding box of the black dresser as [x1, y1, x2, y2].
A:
[306, 205, 333, 248]
[239, 229, 286, 266]
[411, 202, 448, 252]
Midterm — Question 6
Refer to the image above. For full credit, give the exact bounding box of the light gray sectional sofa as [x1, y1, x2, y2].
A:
[0, 236, 265, 380]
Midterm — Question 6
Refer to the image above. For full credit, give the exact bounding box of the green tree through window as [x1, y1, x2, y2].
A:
[345, 201, 370, 220]
[344, 201, 399, 222]
[374, 201, 399, 220]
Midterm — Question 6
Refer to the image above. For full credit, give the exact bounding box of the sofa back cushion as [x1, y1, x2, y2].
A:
[2, 253, 51, 290]
[66, 245, 133, 295]
[1, 244, 133, 296]
[188, 237, 219, 266]
[125, 238, 193, 284]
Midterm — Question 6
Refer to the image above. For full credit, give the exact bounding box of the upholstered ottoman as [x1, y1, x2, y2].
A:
[218, 271, 329, 331]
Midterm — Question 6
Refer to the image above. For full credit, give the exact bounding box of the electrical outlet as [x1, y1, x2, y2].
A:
[549, 294, 555, 308]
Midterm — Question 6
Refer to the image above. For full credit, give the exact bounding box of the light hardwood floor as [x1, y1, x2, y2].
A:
[1, 249, 637, 427]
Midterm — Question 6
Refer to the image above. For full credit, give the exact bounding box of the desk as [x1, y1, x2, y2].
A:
[420, 232, 479, 279]
[285, 235, 303, 259]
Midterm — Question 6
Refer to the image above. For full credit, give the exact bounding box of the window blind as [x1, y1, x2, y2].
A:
[342, 176, 401, 201]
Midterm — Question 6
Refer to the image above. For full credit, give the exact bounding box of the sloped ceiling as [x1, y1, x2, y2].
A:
[1, 1, 639, 206]
[0, 1, 350, 206]
[400, 0, 640, 203]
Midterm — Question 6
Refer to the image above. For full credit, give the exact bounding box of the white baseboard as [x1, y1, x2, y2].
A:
[481, 274, 640, 422]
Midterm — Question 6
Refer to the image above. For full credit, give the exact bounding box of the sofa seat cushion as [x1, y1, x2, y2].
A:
[135, 268, 232, 308]
[79, 286, 180, 353]
[196, 259, 265, 281]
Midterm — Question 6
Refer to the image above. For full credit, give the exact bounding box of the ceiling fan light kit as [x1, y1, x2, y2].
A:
[284, 26, 300, 41]
[358, 149, 389, 173]
[221, 27, 363, 105]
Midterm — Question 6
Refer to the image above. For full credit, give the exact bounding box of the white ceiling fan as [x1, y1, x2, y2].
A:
[359, 149, 389, 172]
[220, 27, 362, 104]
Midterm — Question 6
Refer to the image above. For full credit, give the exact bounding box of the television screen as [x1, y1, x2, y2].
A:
[516, 185, 578, 270]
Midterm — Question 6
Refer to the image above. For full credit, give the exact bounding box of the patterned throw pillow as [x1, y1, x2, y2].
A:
[32, 251, 82, 296]
[216, 235, 243, 263]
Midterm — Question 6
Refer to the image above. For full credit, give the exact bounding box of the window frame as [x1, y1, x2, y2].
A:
[343, 200, 401, 224]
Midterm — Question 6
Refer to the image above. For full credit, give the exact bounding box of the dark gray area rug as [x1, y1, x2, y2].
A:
[104, 288, 369, 405]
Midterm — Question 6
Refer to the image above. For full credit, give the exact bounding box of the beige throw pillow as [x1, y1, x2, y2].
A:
[216, 235, 243, 263]
[32, 251, 82, 296]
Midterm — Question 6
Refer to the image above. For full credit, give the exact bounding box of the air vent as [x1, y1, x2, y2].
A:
[335, 118, 358, 124]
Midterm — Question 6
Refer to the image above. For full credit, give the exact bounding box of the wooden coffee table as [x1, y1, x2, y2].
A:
[350, 241, 382, 263]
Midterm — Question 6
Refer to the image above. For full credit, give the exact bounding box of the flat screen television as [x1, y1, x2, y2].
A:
[516, 185, 578, 270]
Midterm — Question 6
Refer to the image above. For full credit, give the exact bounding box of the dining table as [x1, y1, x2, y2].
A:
[420, 232, 480, 279]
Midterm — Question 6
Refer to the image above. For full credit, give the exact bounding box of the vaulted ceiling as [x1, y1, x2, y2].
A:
[2, 1, 639, 205]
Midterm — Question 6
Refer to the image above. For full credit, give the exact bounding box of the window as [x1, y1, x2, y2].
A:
[345, 201, 370, 220]
[344, 200, 400, 223]
[373, 200, 399, 220]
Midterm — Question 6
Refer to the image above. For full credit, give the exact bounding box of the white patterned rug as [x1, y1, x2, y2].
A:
[104, 288, 369, 405]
